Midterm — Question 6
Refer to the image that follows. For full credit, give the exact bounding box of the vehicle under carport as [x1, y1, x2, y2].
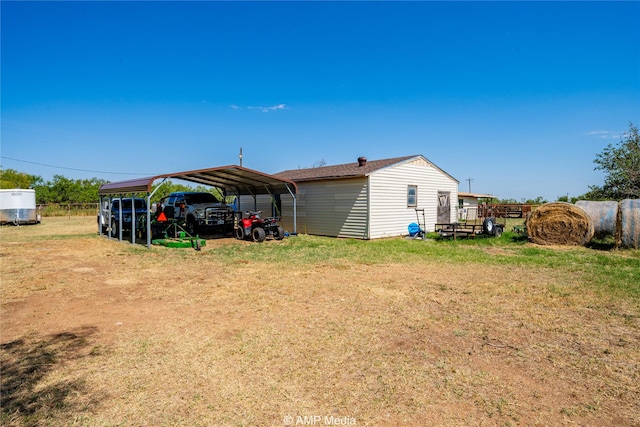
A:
[98, 165, 298, 248]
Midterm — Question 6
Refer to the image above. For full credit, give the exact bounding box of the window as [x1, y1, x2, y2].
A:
[185, 193, 216, 204]
[407, 185, 417, 207]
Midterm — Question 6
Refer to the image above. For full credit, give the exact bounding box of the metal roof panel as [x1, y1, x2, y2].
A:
[98, 165, 297, 196]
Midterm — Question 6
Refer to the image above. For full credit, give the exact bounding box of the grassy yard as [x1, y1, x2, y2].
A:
[1, 217, 639, 426]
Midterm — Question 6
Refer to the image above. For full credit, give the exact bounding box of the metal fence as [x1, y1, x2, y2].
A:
[477, 204, 537, 219]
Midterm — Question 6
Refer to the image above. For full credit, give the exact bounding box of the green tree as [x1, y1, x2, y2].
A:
[49, 175, 75, 203]
[524, 196, 547, 205]
[149, 179, 230, 204]
[0, 168, 42, 189]
[497, 198, 519, 204]
[588, 122, 640, 200]
[32, 175, 107, 204]
[74, 178, 108, 203]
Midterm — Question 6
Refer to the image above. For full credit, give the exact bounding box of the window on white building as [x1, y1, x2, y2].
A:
[407, 185, 417, 207]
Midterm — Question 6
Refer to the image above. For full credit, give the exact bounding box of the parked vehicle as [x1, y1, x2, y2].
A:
[0, 189, 41, 225]
[434, 216, 504, 239]
[235, 210, 285, 242]
[159, 192, 234, 236]
[98, 198, 147, 237]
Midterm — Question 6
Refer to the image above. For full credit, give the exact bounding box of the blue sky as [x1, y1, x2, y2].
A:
[1, 1, 639, 202]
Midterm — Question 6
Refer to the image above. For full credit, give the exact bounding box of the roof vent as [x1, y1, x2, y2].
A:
[357, 156, 367, 167]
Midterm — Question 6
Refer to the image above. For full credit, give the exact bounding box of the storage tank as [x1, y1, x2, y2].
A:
[0, 189, 41, 225]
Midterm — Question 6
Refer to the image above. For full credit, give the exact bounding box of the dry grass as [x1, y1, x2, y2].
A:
[526, 202, 594, 246]
[1, 217, 639, 426]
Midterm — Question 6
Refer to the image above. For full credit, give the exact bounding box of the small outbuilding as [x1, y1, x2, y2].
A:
[243, 155, 459, 239]
[457, 191, 496, 221]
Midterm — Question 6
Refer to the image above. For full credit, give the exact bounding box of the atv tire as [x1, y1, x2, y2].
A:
[274, 225, 285, 240]
[252, 227, 266, 242]
[234, 227, 245, 240]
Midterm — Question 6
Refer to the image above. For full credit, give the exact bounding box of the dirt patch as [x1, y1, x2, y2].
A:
[1, 218, 639, 426]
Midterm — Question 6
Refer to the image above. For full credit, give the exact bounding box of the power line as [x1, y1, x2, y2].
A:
[1, 156, 157, 176]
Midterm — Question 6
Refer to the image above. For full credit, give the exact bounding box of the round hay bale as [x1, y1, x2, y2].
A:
[575, 200, 621, 240]
[525, 202, 594, 246]
[620, 199, 640, 249]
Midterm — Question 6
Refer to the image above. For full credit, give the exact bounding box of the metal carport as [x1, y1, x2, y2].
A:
[98, 165, 298, 248]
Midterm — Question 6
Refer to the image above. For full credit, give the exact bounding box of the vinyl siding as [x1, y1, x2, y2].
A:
[240, 156, 459, 240]
[282, 178, 369, 238]
[235, 195, 282, 231]
[369, 158, 458, 239]
[236, 193, 300, 235]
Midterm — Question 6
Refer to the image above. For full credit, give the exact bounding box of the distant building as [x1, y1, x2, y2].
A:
[457, 191, 496, 221]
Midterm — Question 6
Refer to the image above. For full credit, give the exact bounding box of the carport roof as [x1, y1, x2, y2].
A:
[98, 165, 298, 196]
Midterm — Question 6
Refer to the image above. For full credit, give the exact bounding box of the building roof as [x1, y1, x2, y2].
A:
[98, 165, 297, 196]
[275, 155, 458, 183]
[458, 191, 496, 199]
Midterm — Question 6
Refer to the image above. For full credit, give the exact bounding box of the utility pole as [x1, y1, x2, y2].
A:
[239, 147, 243, 167]
[466, 178, 474, 193]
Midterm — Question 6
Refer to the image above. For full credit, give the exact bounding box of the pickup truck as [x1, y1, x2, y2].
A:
[159, 192, 234, 236]
[98, 198, 147, 238]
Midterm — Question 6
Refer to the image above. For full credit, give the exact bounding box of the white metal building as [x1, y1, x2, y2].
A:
[243, 155, 459, 239]
[457, 191, 496, 221]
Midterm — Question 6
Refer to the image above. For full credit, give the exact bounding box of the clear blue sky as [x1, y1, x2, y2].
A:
[1, 1, 639, 202]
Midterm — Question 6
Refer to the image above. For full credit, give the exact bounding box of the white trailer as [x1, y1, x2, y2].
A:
[0, 189, 41, 225]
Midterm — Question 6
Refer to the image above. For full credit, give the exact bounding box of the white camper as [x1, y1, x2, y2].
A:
[0, 189, 41, 225]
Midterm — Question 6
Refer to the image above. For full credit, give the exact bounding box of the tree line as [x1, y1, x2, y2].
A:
[0, 172, 105, 204]
[1, 122, 638, 204]
[0, 171, 222, 205]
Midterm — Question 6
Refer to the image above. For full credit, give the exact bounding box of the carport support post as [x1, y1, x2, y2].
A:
[117, 196, 123, 241]
[263, 185, 275, 216]
[98, 196, 104, 236]
[243, 185, 257, 212]
[286, 183, 297, 235]
[108, 196, 114, 239]
[146, 192, 152, 249]
[130, 194, 135, 245]
[146, 178, 168, 249]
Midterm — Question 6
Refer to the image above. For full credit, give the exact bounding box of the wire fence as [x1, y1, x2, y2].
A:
[38, 203, 99, 218]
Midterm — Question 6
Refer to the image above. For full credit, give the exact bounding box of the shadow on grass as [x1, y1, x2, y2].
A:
[510, 233, 529, 243]
[1, 326, 99, 425]
[586, 236, 617, 251]
[507, 232, 619, 251]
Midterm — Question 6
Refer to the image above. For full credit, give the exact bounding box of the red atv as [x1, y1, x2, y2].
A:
[234, 211, 285, 242]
